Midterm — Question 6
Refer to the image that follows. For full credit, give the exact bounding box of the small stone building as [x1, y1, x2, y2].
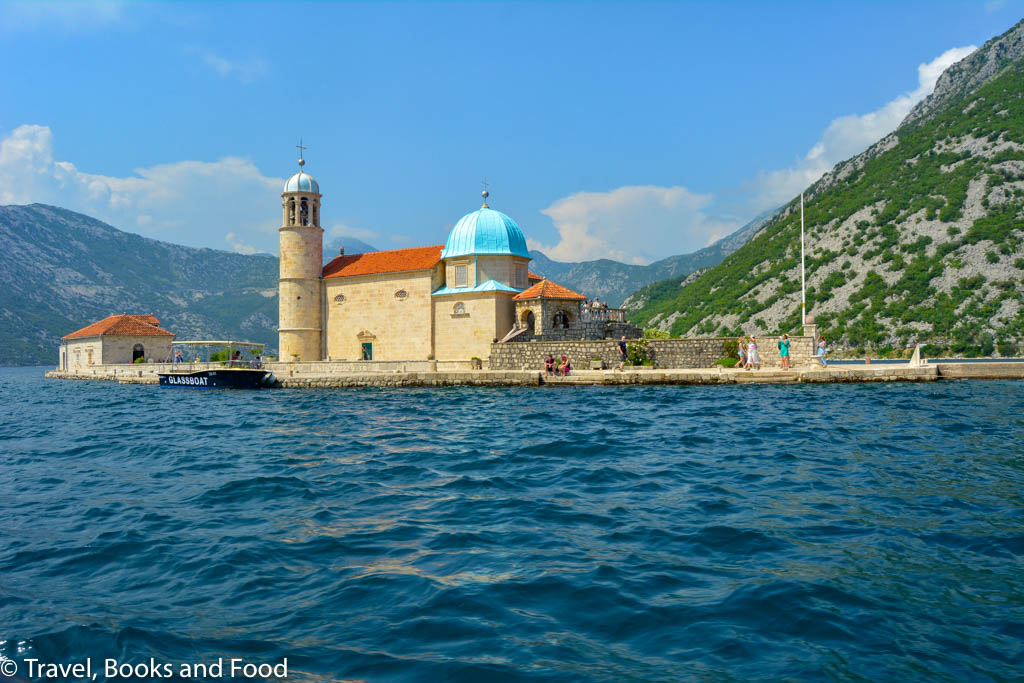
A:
[60, 314, 175, 371]
[513, 279, 587, 337]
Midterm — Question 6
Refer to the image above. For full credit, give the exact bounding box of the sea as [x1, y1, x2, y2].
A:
[0, 366, 1021, 682]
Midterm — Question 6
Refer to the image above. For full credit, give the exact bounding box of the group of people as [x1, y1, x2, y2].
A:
[543, 354, 572, 376]
[737, 334, 828, 370]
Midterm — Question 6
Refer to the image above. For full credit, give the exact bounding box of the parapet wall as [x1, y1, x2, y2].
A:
[489, 336, 815, 370]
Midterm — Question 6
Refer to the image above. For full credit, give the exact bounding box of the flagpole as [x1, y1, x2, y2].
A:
[800, 192, 806, 326]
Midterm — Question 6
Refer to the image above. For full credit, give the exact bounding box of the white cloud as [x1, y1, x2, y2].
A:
[0, 124, 283, 253]
[185, 46, 268, 84]
[0, 1, 128, 33]
[225, 232, 258, 255]
[530, 185, 740, 264]
[744, 45, 977, 212]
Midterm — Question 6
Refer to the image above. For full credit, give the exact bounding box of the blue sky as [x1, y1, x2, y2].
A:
[0, 1, 1020, 263]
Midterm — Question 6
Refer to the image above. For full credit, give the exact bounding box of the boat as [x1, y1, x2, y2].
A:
[158, 340, 278, 389]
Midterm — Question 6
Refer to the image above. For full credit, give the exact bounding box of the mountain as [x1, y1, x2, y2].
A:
[0, 204, 280, 365]
[625, 19, 1024, 357]
[528, 210, 774, 306]
[324, 236, 378, 264]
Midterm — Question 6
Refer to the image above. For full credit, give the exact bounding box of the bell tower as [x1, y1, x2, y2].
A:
[278, 143, 323, 362]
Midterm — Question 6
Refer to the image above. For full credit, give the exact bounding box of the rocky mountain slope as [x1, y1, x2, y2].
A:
[529, 210, 773, 306]
[625, 19, 1024, 357]
[0, 204, 280, 365]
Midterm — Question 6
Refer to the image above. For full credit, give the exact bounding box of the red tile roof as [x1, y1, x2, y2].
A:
[513, 279, 586, 301]
[527, 271, 544, 282]
[323, 245, 443, 279]
[63, 314, 176, 340]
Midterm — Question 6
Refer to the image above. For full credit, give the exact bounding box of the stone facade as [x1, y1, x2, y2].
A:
[62, 334, 174, 371]
[489, 336, 816, 370]
[278, 186, 324, 362]
[324, 268, 442, 361]
[433, 291, 517, 361]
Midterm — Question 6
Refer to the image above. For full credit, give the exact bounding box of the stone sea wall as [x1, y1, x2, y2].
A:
[489, 336, 816, 370]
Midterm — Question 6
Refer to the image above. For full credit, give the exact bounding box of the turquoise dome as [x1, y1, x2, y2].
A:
[442, 207, 530, 259]
[284, 171, 319, 194]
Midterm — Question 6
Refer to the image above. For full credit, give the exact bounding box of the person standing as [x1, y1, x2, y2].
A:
[737, 338, 746, 368]
[779, 334, 791, 370]
[747, 336, 760, 370]
[817, 336, 828, 367]
[617, 336, 628, 371]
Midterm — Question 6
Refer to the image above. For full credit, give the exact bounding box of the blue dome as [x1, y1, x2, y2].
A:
[284, 171, 319, 194]
[442, 207, 530, 259]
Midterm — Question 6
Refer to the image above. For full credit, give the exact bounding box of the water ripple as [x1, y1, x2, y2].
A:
[0, 369, 1022, 680]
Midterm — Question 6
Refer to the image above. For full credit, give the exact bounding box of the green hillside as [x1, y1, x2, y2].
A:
[626, 21, 1024, 357]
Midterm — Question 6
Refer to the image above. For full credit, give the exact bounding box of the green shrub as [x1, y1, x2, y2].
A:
[642, 328, 670, 339]
[986, 251, 1000, 264]
[627, 339, 650, 366]
[133, 356, 146, 364]
[997, 339, 1019, 357]
[1015, 258, 1024, 269]
[722, 338, 739, 358]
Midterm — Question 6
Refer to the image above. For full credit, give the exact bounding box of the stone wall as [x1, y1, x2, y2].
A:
[489, 336, 815, 370]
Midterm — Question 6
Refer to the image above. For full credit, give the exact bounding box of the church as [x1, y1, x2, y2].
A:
[277, 155, 593, 363]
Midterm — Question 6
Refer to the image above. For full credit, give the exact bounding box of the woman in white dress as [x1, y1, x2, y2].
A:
[748, 336, 760, 370]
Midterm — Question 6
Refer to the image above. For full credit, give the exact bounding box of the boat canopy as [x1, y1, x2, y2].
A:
[171, 341, 265, 348]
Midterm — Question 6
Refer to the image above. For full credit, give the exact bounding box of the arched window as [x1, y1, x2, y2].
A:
[300, 198, 309, 226]
[312, 205, 319, 227]
[288, 198, 296, 226]
[453, 302, 466, 315]
[132, 343, 145, 362]
[553, 312, 569, 329]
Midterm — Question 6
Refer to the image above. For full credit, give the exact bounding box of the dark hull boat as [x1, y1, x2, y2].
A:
[158, 369, 277, 389]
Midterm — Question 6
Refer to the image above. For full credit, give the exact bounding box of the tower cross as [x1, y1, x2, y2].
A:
[296, 139, 307, 161]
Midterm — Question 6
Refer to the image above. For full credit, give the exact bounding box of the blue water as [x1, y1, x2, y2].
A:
[1, 367, 1022, 682]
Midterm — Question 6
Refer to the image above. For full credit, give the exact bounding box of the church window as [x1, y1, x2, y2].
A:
[455, 264, 468, 287]
[394, 289, 408, 300]
[300, 198, 309, 226]
[313, 205, 319, 227]
[288, 199, 296, 225]
[453, 302, 466, 315]
[334, 294, 346, 304]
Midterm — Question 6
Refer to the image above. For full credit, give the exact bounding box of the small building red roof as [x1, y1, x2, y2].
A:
[513, 279, 586, 301]
[63, 314, 175, 340]
[323, 245, 443, 279]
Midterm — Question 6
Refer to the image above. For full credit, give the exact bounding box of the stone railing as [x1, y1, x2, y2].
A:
[581, 308, 626, 323]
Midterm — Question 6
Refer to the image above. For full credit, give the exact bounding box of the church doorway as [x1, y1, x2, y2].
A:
[522, 310, 535, 334]
[361, 342, 373, 361]
[132, 344, 145, 362]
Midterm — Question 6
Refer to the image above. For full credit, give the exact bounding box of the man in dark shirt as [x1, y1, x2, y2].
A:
[618, 336, 628, 371]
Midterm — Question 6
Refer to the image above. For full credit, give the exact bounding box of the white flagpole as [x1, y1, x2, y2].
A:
[800, 192, 806, 326]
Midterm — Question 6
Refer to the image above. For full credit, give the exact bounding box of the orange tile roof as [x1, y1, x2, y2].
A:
[527, 271, 544, 281]
[64, 314, 176, 340]
[323, 245, 443, 279]
[513, 279, 586, 301]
